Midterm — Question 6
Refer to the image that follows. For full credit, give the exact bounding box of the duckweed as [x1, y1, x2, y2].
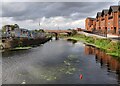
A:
[33, 54, 80, 81]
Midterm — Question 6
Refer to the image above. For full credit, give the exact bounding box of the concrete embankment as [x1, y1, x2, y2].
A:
[0, 37, 52, 50]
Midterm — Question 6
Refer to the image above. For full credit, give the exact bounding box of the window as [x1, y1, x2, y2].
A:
[119, 21, 120, 25]
[119, 28, 120, 34]
[108, 16, 113, 19]
[108, 28, 110, 32]
[88, 22, 90, 26]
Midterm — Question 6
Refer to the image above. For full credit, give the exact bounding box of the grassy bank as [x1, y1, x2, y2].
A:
[10, 46, 32, 51]
[67, 34, 120, 58]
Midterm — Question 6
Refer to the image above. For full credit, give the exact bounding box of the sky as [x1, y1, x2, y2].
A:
[0, 0, 119, 30]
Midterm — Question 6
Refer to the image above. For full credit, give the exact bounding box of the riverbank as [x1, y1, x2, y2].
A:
[1, 36, 52, 51]
[66, 34, 120, 58]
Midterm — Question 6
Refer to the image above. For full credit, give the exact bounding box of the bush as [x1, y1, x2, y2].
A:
[84, 36, 94, 43]
[94, 38, 111, 48]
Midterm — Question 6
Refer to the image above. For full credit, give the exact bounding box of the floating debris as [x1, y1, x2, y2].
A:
[11, 47, 32, 51]
[67, 55, 78, 61]
[21, 80, 26, 84]
[76, 60, 80, 63]
[18, 74, 22, 76]
[79, 74, 83, 80]
[64, 61, 71, 66]
[38, 71, 58, 81]
[33, 55, 80, 81]
[65, 71, 73, 74]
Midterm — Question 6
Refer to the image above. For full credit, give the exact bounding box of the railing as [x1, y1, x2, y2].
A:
[90, 29, 107, 37]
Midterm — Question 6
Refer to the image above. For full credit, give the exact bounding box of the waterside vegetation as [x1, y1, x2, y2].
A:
[67, 34, 120, 58]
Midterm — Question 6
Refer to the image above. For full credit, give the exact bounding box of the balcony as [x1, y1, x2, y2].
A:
[101, 18, 104, 21]
[108, 16, 113, 20]
[96, 20, 99, 22]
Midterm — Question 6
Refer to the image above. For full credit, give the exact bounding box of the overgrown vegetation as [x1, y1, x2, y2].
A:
[67, 34, 120, 58]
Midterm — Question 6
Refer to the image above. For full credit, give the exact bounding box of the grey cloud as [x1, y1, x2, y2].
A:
[2, 2, 113, 21]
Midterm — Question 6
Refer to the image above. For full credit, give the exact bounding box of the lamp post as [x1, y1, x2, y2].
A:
[39, 19, 41, 30]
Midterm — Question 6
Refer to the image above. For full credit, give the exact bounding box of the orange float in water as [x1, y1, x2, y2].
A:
[79, 74, 83, 79]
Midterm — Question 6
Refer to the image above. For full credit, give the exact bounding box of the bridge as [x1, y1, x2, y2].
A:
[44, 30, 72, 40]
[45, 30, 72, 33]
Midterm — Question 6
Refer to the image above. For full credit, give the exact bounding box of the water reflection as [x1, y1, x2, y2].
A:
[84, 45, 120, 84]
[67, 39, 77, 44]
[2, 40, 120, 84]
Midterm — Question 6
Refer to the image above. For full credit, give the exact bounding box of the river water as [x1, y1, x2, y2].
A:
[2, 39, 120, 84]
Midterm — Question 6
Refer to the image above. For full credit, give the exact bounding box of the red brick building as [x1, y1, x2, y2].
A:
[96, 12, 102, 31]
[107, 6, 119, 35]
[101, 10, 108, 34]
[85, 17, 96, 32]
[85, 5, 120, 35]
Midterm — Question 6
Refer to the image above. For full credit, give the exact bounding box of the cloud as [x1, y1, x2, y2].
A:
[2, 0, 119, 2]
[1, 16, 85, 30]
[1, 2, 118, 30]
[2, 2, 114, 20]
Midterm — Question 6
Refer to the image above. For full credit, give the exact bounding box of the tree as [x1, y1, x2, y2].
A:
[71, 29, 77, 36]
[14, 24, 19, 28]
[1, 26, 6, 33]
[10, 24, 19, 30]
[67, 29, 71, 30]
[39, 29, 44, 32]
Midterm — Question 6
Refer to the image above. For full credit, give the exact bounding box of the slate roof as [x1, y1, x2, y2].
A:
[101, 9, 109, 16]
[96, 12, 102, 18]
[108, 5, 120, 14]
[87, 17, 95, 20]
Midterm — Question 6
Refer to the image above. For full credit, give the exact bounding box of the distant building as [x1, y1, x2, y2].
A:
[75, 28, 82, 31]
[2, 24, 46, 39]
[85, 17, 96, 32]
[85, 5, 120, 35]
[2, 25, 32, 38]
[3, 25, 12, 38]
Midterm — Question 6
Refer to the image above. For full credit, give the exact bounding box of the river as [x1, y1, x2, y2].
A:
[2, 39, 120, 84]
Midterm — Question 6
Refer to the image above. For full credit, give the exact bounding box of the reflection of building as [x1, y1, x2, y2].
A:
[84, 45, 95, 55]
[84, 45, 120, 73]
[85, 5, 120, 35]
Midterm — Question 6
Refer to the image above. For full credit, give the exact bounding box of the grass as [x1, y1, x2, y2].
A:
[67, 34, 120, 58]
[10, 46, 32, 51]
